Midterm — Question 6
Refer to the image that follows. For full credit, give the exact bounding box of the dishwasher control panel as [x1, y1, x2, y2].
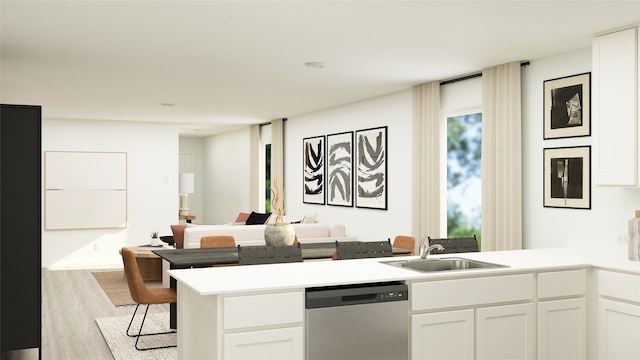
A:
[306, 281, 408, 308]
[379, 290, 408, 301]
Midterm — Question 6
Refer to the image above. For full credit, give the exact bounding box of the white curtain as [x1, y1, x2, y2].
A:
[481, 62, 523, 251]
[249, 124, 259, 211]
[412, 81, 442, 246]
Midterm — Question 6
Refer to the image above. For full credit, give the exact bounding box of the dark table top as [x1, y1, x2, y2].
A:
[153, 241, 411, 268]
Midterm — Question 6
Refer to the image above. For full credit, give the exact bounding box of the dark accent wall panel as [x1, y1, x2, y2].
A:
[0, 104, 42, 352]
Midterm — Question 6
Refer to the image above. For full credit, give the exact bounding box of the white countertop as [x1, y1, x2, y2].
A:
[168, 247, 640, 296]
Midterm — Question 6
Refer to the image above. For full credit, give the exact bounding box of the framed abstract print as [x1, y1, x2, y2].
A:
[355, 126, 387, 210]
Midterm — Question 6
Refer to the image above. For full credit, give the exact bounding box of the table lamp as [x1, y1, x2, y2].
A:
[179, 172, 194, 216]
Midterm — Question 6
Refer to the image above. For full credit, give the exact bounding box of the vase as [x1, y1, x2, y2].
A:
[150, 237, 160, 246]
[264, 223, 296, 246]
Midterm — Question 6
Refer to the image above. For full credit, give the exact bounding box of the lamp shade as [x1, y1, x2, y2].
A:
[179, 173, 194, 194]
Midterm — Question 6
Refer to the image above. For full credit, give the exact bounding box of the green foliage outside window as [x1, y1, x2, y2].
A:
[447, 113, 482, 246]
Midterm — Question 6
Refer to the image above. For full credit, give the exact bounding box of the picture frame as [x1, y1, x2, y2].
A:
[543, 72, 591, 139]
[355, 126, 387, 210]
[303, 135, 325, 205]
[543, 146, 591, 209]
[326, 131, 354, 207]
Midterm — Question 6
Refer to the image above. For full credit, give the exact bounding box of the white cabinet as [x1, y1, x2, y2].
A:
[410, 274, 534, 360]
[411, 309, 474, 360]
[538, 298, 587, 360]
[476, 303, 535, 360]
[599, 299, 640, 359]
[536, 269, 587, 360]
[592, 27, 639, 186]
[223, 326, 303, 360]
[221, 291, 304, 359]
[597, 270, 640, 359]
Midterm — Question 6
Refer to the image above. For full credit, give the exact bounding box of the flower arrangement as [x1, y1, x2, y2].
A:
[271, 176, 285, 225]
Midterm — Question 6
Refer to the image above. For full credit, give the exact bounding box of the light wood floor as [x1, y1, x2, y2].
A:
[2, 269, 169, 360]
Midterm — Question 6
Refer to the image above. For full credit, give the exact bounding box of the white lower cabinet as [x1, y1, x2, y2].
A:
[598, 270, 640, 359]
[411, 309, 474, 360]
[223, 326, 303, 360]
[536, 269, 587, 360]
[410, 274, 535, 359]
[476, 303, 535, 360]
[599, 299, 640, 359]
[537, 298, 586, 360]
[221, 290, 304, 359]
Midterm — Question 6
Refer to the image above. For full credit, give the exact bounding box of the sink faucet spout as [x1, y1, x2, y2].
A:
[419, 237, 445, 259]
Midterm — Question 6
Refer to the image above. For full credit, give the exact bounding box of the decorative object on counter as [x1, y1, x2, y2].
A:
[543, 72, 591, 139]
[150, 231, 160, 246]
[543, 146, 591, 209]
[628, 210, 640, 261]
[355, 126, 388, 210]
[264, 176, 295, 246]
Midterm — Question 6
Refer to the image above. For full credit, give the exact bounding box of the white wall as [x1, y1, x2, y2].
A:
[522, 47, 640, 255]
[42, 119, 178, 269]
[285, 90, 414, 241]
[202, 127, 253, 225]
[190, 46, 640, 259]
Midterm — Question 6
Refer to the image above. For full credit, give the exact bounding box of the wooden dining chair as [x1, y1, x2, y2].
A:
[121, 247, 176, 351]
[200, 235, 238, 267]
[392, 235, 416, 256]
[200, 235, 236, 248]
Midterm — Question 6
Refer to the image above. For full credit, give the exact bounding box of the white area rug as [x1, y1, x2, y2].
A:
[95, 311, 177, 360]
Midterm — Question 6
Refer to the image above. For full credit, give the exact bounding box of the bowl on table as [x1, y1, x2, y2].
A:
[160, 235, 175, 246]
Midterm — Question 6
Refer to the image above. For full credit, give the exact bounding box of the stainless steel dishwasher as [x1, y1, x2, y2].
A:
[305, 281, 409, 360]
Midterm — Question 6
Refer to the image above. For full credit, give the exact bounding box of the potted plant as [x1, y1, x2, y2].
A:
[150, 231, 160, 246]
[264, 176, 295, 246]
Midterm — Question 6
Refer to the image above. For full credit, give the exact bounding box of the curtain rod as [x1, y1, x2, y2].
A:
[441, 61, 530, 86]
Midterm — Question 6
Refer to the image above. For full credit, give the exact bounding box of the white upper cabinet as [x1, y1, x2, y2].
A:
[592, 27, 639, 186]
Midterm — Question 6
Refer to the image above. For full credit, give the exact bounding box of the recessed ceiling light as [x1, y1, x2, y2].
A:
[304, 62, 325, 69]
[161, 103, 175, 107]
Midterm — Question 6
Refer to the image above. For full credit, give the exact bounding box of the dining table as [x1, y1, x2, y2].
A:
[153, 241, 412, 329]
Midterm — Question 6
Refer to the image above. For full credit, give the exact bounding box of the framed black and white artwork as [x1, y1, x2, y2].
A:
[355, 126, 387, 210]
[303, 135, 325, 205]
[543, 146, 591, 209]
[326, 131, 353, 207]
[543, 72, 591, 139]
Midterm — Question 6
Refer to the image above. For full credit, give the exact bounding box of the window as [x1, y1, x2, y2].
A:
[446, 111, 482, 241]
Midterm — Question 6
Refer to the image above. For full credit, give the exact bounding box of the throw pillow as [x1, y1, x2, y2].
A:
[235, 212, 250, 223]
[302, 213, 317, 224]
[246, 211, 272, 225]
[170, 225, 186, 249]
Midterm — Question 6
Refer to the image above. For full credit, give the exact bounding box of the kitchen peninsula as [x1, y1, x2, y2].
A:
[169, 248, 640, 359]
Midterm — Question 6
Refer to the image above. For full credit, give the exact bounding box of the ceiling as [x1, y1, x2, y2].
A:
[2, 1, 639, 137]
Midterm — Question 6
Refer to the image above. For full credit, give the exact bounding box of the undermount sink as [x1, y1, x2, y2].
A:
[383, 257, 508, 273]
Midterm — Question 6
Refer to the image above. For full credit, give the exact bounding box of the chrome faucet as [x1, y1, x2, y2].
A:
[419, 237, 444, 259]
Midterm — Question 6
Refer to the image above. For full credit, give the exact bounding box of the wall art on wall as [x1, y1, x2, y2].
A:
[543, 72, 591, 139]
[326, 131, 354, 207]
[303, 135, 326, 205]
[355, 126, 387, 210]
[45, 151, 128, 229]
[543, 146, 591, 209]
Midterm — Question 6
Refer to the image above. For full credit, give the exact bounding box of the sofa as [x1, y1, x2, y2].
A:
[183, 222, 357, 249]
